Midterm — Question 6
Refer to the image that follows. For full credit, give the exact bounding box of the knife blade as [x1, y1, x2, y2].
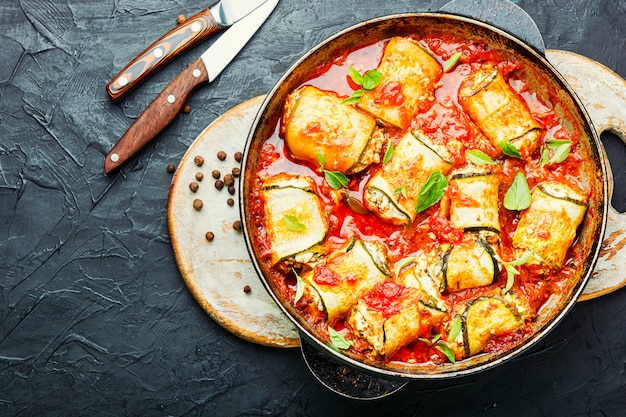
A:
[103, 0, 278, 175]
[105, 0, 269, 102]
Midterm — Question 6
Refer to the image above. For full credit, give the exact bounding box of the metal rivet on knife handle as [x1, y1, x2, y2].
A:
[105, 8, 220, 102]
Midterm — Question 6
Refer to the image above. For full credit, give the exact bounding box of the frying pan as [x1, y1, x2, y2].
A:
[240, 0, 608, 395]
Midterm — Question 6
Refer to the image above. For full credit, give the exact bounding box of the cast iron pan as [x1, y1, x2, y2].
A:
[240, 0, 608, 398]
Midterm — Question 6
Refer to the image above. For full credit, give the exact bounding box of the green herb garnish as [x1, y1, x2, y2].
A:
[448, 316, 462, 341]
[500, 251, 533, 294]
[394, 185, 408, 199]
[393, 256, 416, 276]
[316, 152, 349, 190]
[283, 214, 307, 232]
[416, 170, 448, 213]
[540, 139, 572, 167]
[342, 66, 383, 104]
[443, 51, 462, 72]
[499, 140, 522, 158]
[343, 191, 369, 214]
[467, 149, 496, 165]
[383, 138, 394, 165]
[503, 172, 531, 211]
[328, 327, 353, 350]
[418, 333, 456, 363]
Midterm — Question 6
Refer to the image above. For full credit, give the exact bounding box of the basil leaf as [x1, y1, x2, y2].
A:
[448, 316, 462, 341]
[546, 139, 572, 164]
[431, 333, 442, 343]
[293, 269, 305, 303]
[503, 264, 517, 294]
[394, 185, 407, 199]
[443, 51, 462, 72]
[508, 250, 533, 267]
[348, 66, 363, 86]
[328, 327, 353, 350]
[342, 89, 364, 105]
[325, 170, 349, 189]
[344, 192, 369, 214]
[362, 69, 383, 90]
[393, 256, 416, 276]
[416, 171, 448, 213]
[418, 337, 432, 345]
[283, 214, 307, 231]
[503, 172, 531, 211]
[316, 152, 326, 169]
[383, 138, 394, 165]
[499, 140, 522, 158]
[435, 342, 456, 363]
[467, 149, 496, 165]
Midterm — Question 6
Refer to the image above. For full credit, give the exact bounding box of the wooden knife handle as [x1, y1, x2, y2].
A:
[104, 57, 210, 175]
[106, 8, 219, 102]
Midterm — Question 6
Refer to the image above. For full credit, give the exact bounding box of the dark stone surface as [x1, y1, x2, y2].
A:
[1, 0, 625, 415]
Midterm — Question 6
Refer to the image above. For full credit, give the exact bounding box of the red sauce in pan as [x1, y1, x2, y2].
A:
[249, 32, 591, 365]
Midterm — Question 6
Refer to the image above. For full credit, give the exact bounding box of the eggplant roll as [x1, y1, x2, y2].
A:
[303, 238, 391, 321]
[442, 236, 500, 293]
[512, 181, 588, 271]
[282, 85, 384, 174]
[358, 37, 442, 129]
[459, 66, 543, 158]
[448, 167, 501, 234]
[261, 173, 329, 266]
[348, 284, 446, 357]
[462, 297, 523, 356]
[364, 131, 453, 225]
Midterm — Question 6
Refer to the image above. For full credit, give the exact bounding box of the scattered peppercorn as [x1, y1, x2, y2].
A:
[217, 151, 227, 161]
[183, 104, 191, 113]
[212, 169, 221, 179]
[189, 182, 199, 192]
[215, 179, 224, 190]
[223, 173, 235, 187]
[195, 172, 204, 181]
[205, 231, 215, 242]
[193, 199, 203, 211]
[166, 163, 176, 173]
[194, 155, 204, 167]
[233, 220, 242, 231]
[231, 167, 241, 178]
[228, 186, 235, 195]
[234, 151, 243, 162]
[243, 285, 251, 293]
[227, 198, 234, 206]
[176, 14, 187, 24]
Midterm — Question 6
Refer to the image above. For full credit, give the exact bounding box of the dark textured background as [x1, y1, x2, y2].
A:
[1, 0, 625, 415]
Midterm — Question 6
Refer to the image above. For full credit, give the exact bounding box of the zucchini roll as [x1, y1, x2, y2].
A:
[282, 85, 384, 174]
[448, 166, 501, 234]
[442, 236, 500, 293]
[261, 173, 329, 266]
[358, 36, 442, 129]
[512, 181, 588, 272]
[458, 66, 543, 158]
[302, 237, 391, 321]
[395, 251, 447, 312]
[462, 297, 523, 356]
[364, 131, 452, 225]
[348, 283, 446, 357]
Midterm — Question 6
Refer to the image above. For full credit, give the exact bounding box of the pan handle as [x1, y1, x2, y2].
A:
[440, 0, 545, 54]
[546, 50, 626, 300]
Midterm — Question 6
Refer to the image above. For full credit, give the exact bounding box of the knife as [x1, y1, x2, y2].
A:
[106, 0, 270, 102]
[104, 0, 278, 175]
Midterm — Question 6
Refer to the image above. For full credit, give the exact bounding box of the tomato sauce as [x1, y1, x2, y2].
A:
[251, 32, 589, 366]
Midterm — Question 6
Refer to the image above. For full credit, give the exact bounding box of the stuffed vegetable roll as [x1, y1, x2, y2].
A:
[364, 130, 453, 225]
[302, 237, 391, 321]
[348, 282, 446, 357]
[442, 236, 500, 293]
[448, 166, 501, 234]
[459, 66, 543, 158]
[512, 181, 588, 272]
[282, 85, 384, 174]
[358, 36, 442, 129]
[261, 173, 329, 266]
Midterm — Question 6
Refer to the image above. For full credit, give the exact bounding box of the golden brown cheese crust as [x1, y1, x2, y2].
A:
[459, 66, 543, 158]
[358, 37, 442, 129]
[282, 85, 382, 174]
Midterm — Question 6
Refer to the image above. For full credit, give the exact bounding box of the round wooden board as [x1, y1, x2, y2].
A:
[167, 95, 300, 348]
